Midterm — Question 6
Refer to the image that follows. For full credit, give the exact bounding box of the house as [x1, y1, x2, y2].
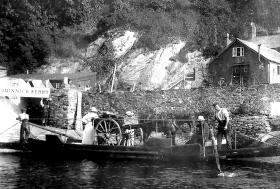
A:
[208, 38, 280, 86]
[9, 72, 97, 91]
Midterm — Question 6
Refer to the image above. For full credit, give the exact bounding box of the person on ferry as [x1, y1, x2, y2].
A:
[82, 107, 99, 145]
[17, 108, 30, 144]
[189, 116, 209, 146]
[122, 111, 136, 146]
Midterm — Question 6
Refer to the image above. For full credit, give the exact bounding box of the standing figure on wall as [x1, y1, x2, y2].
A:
[212, 102, 232, 151]
[82, 107, 99, 144]
[17, 108, 30, 144]
[42, 99, 50, 126]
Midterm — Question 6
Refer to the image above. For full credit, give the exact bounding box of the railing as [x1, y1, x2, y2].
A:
[165, 69, 195, 90]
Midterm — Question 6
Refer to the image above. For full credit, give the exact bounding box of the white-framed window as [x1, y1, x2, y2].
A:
[232, 47, 244, 57]
[55, 83, 60, 89]
[278, 66, 280, 75]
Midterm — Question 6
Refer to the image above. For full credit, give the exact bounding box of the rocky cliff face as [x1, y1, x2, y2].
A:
[36, 29, 209, 90]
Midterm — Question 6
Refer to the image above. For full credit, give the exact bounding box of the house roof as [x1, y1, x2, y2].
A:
[9, 72, 96, 81]
[248, 34, 280, 49]
[211, 38, 280, 64]
[238, 39, 280, 63]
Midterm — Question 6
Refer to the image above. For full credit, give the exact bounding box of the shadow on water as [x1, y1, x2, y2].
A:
[1, 153, 280, 188]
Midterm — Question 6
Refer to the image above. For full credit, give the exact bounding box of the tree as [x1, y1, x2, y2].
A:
[0, 0, 51, 74]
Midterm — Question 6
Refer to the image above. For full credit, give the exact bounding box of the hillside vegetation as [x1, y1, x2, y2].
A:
[1, 0, 280, 78]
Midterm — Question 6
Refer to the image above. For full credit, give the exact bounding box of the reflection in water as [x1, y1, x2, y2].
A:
[0, 154, 280, 188]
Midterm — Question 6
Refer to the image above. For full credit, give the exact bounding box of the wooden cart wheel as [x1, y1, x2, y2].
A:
[95, 118, 122, 145]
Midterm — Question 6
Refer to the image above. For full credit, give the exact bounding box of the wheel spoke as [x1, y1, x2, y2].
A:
[104, 121, 107, 132]
[96, 128, 103, 133]
[99, 123, 105, 132]
[107, 121, 111, 132]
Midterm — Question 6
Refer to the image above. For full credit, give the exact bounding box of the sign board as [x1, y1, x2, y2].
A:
[0, 87, 50, 98]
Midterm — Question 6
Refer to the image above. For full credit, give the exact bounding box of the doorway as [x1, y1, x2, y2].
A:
[21, 97, 43, 125]
[231, 65, 250, 86]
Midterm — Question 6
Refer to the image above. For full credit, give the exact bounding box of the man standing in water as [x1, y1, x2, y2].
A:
[212, 102, 232, 151]
[17, 108, 30, 144]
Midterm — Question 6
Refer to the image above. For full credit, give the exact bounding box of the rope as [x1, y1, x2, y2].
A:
[0, 122, 20, 136]
[73, 129, 82, 137]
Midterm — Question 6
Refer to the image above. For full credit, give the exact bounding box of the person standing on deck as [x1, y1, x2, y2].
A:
[17, 108, 30, 144]
[41, 99, 50, 126]
[122, 111, 137, 146]
[212, 102, 232, 150]
[82, 107, 99, 144]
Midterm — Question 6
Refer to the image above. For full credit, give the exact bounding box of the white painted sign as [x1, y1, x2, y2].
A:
[0, 87, 50, 98]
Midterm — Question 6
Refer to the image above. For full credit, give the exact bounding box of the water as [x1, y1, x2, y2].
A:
[0, 153, 280, 189]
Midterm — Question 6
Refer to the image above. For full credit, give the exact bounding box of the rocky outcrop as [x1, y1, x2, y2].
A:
[36, 29, 209, 90]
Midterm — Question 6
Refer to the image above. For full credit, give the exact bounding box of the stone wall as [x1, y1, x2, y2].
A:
[50, 84, 280, 138]
[48, 89, 69, 129]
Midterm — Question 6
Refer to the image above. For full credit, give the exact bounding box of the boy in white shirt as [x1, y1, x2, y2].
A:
[17, 108, 30, 144]
[213, 102, 232, 150]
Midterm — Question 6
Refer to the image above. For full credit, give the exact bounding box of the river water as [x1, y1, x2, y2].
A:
[0, 153, 280, 189]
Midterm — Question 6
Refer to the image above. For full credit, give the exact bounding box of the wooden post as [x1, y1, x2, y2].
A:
[234, 125, 237, 150]
[201, 124, 206, 158]
[155, 109, 158, 134]
[110, 61, 117, 93]
[98, 84, 102, 93]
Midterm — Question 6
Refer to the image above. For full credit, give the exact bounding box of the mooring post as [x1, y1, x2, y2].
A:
[234, 124, 237, 150]
[155, 109, 158, 134]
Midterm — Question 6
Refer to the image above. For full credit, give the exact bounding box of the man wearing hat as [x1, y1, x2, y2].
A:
[212, 102, 232, 150]
[122, 111, 137, 146]
[190, 115, 209, 146]
[82, 107, 99, 144]
[17, 107, 30, 144]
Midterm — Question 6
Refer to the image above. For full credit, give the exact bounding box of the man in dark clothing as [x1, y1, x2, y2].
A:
[213, 102, 232, 151]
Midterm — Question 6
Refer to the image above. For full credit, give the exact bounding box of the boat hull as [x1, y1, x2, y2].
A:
[27, 135, 203, 161]
[26, 135, 280, 161]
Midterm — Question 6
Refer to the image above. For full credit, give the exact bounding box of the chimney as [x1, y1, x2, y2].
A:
[250, 22, 257, 39]
[258, 44, 261, 61]
[258, 44, 264, 70]
[226, 33, 231, 46]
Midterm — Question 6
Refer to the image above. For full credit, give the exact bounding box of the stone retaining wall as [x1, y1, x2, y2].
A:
[49, 84, 280, 137]
[48, 89, 69, 129]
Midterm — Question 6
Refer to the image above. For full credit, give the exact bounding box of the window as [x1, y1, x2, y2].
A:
[232, 47, 244, 57]
[55, 83, 60, 89]
[278, 66, 280, 75]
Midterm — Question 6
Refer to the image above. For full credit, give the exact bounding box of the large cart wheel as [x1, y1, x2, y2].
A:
[95, 118, 122, 145]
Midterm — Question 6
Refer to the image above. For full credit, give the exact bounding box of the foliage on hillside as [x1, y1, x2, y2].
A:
[1, 0, 280, 75]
